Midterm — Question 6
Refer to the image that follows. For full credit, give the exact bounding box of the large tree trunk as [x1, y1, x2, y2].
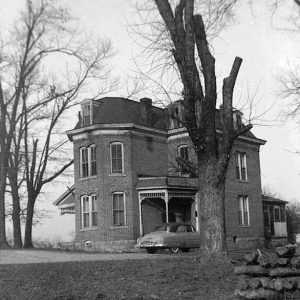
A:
[198, 159, 227, 253]
[0, 185, 9, 248]
[11, 190, 22, 248]
[24, 196, 35, 248]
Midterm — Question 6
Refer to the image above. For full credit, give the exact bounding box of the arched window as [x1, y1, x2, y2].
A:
[238, 195, 250, 226]
[79, 145, 97, 178]
[112, 192, 126, 226]
[110, 142, 124, 174]
[178, 145, 189, 176]
[81, 194, 98, 229]
[235, 152, 247, 181]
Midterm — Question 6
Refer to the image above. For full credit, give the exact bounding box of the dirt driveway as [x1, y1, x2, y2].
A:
[0, 249, 170, 265]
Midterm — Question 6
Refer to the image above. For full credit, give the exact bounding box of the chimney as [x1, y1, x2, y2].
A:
[140, 98, 152, 126]
[233, 109, 243, 130]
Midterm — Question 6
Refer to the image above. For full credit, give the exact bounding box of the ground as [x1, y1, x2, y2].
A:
[0, 249, 237, 300]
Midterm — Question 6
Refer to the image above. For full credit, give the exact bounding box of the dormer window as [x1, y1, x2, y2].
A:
[82, 102, 92, 126]
[168, 102, 184, 129]
[80, 99, 101, 127]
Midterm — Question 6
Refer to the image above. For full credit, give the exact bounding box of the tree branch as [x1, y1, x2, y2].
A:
[42, 159, 74, 185]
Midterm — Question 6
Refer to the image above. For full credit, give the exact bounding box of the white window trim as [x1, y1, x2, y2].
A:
[80, 194, 98, 229]
[110, 142, 124, 174]
[236, 152, 248, 181]
[79, 145, 97, 178]
[112, 192, 126, 226]
[178, 144, 188, 158]
[238, 196, 250, 226]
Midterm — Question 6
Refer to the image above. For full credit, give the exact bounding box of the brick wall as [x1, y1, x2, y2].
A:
[225, 141, 264, 240]
[74, 133, 135, 244]
[167, 134, 264, 241]
[71, 126, 264, 249]
[73, 130, 169, 245]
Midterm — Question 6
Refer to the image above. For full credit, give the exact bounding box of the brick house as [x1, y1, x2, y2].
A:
[54, 97, 267, 251]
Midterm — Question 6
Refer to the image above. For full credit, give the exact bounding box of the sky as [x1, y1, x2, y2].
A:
[1, 0, 300, 242]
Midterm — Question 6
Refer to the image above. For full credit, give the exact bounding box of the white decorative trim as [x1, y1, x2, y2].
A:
[168, 128, 266, 145]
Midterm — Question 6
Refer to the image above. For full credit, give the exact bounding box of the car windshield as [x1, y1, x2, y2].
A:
[153, 224, 168, 232]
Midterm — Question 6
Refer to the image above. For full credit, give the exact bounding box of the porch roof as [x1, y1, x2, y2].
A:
[136, 176, 198, 191]
[262, 195, 288, 205]
[53, 185, 75, 207]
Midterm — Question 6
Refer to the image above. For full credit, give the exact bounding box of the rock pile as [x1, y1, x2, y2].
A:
[234, 245, 300, 299]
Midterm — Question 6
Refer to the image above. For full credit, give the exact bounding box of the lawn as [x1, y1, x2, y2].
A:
[0, 253, 237, 300]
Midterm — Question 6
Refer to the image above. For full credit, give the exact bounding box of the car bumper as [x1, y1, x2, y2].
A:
[136, 242, 168, 249]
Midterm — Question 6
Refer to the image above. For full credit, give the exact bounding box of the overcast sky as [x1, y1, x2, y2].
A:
[1, 0, 300, 241]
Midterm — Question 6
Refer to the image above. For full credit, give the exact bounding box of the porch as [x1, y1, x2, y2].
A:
[262, 195, 288, 240]
[137, 176, 199, 236]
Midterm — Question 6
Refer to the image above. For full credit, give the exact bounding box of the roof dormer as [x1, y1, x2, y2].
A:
[80, 99, 100, 127]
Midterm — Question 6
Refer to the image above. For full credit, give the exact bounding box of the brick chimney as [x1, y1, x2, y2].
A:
[140, 98, 152, 126]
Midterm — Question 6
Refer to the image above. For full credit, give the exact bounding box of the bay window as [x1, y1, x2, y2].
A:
[112, 192, 125, 226]
[80, 145, 97, 178]
[81, 194, 98, 229]
[110, 142, 124, 174]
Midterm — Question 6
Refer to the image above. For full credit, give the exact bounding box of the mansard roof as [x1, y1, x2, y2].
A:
[73, 97, 263, 143]
[75, 97, 167, 130]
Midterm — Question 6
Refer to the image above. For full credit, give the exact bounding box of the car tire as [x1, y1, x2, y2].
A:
[170, 247, 181, 253]
[146, 248, 156, 254]
[182, 248, 190, 253]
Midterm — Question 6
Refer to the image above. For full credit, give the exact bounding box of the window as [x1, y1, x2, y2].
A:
[110, 142, 124, 174]
[112, 193, 125, 226]
[80, 145, 97, 178]
[274, 205, 286, 222]
[263, 206, 271, 231]
[178, 145, 189, 176]
[238, 196, 250, 226]
[82, 103, 92, 126]
[235, 152, 247, 181]
[274, 206, 280, 222]
[90, 145, 97, 176]
[80, 148, 89, 178]
[176, 225, 186, 233]
[280, 206, 286, 222]
[81, 194, 98, 229]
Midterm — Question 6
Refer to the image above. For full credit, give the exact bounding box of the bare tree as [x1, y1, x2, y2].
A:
[0, 0, 115, 248]
[136, 0, 253, 254]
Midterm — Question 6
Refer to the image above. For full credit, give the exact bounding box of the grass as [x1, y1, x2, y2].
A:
[0, 253, 238, 300]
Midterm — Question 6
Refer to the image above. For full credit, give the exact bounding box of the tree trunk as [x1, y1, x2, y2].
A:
[234, 265, 268, 276]
[0, 185, 9, 248]
[234, 288, 282, 300]
[24, 196, 35, 248]
[12, 191, 22, 248]
[198, 159, 227, 254]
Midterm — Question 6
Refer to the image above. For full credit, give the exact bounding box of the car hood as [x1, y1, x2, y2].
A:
[139, 231, 171, 241]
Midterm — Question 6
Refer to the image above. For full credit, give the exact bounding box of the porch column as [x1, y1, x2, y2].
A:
[164, 190, 169, 223]
[195, 192, 200, 232]
[138, 192, 144, 236]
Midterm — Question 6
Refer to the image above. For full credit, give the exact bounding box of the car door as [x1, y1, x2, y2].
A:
[175, 224, 187, 248]
[183, 224, 201, 248]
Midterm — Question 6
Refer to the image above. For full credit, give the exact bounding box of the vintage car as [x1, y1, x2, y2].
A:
[136, 222, 201, 253]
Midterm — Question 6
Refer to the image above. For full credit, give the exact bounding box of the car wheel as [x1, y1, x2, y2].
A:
[170, 247, 180, 253]
[146, 248, 156, 254]
[182, 248, 190, 253]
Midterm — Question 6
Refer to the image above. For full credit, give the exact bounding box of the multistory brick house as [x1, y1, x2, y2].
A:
[54, 97, 267, 251]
